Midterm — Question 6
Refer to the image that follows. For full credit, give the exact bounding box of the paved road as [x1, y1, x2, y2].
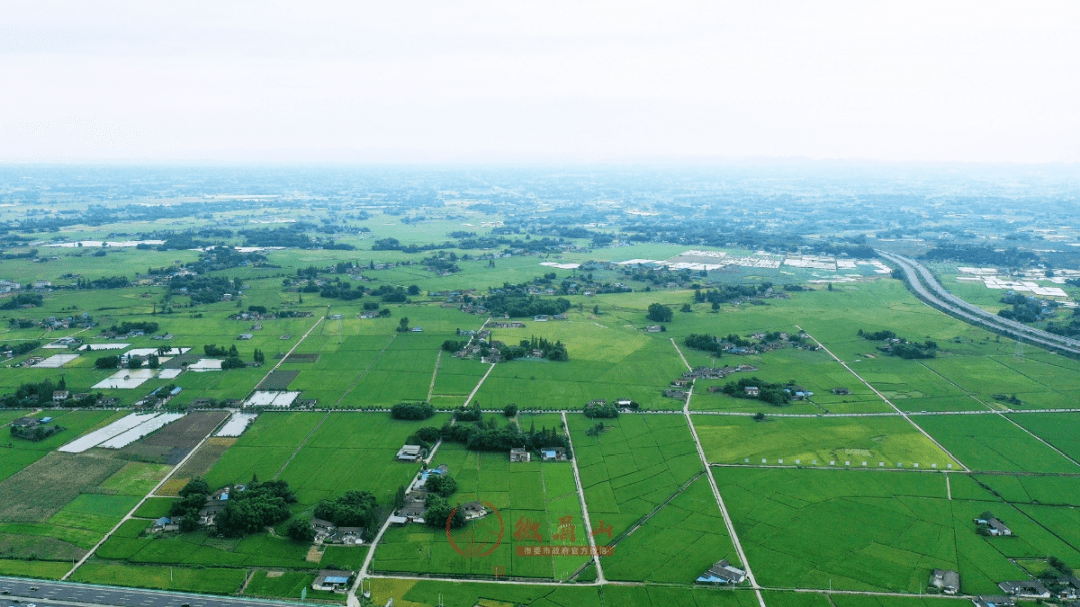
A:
[880, 251, 1080, 356]
[0, 577, 299, 607]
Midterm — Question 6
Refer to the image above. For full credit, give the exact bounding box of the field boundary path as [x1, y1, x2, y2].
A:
[464, 363, 497, 406]
[679, 375, 768, 607]
[671, 337, 691, 371]
[333, 333, 398, 407]
[272, 411, 331, 479]
[62, 415, 230, 580]
[561, 411, 606, 583]
[259, 315, 325, 383]
[797, 326, 971, 473]
[426, 350, 442, 401]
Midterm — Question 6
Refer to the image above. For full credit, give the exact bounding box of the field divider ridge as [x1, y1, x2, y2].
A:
[681, 381, 769, 607]
[332, 333, 398, 407]
[561, 411, 605, 583]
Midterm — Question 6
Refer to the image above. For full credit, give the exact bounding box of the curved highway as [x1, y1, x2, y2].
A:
[878, 251, 1080, 357]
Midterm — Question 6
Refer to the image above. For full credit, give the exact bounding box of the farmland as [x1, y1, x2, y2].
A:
[1, 169, 1080, 607]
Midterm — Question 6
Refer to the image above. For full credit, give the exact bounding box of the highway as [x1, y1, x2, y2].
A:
[0, 577, 299, 607]
[879, 251, 1080, 356]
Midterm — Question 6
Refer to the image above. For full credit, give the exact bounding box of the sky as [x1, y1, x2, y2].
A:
[1, 1, 1078, 164]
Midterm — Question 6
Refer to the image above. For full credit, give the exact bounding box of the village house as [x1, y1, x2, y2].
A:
[312, 570, 353, 593]
[541, 447, 567, 461]
[745, 386, 760, 397]
[930, 569, 960, 595]
[510, 448, 531, 463]
[152, 517, 180, 533]
[1055, 576, 1080, 600]
[52, 390, 69, 402]
[396, 444, 428, 462]
[663, 389, 689, 399]
[975, 514, 1012, 536]
[696, 560, 747, 585]
[461, 501, 488, 521]
[998, 581, 1051, 599]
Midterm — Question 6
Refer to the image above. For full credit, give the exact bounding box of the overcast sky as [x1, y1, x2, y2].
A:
[1, 1, 1078, 164]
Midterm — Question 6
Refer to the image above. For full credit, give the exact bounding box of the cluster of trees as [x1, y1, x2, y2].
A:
[997, 293, 1053, 323]
[0, 378, 68, 408]
[7, 318, 37, 329]
[496, 336, 569, 362]
[453, 402, 483, 422]
[215, 480, 298, 537]
[313, 490, 380, 537]
[424, 496, 467, 529]
[583, 401, 619, 418]
[482, 292, 572, 318]
[108, 321, 160, 335]
[437, 419, 571, 454]
[693, 284, 769, 305]
[204, 344, 239, 357]
[0, 294, 43, 309]
[425, 473, 458, 498]
[685, 333, 723, 357]
[421, 255, 461, 274]
[76, 276, 131, 289]
[921, 244, 1040, 267]
[442, 339, 468, 352]
[858, 329, 896, 341]
[10, 422, 64, 441]
[1046, 309, 1080, 338]
[391, 402, 435, 420]
[584, 422, 609, 436]
[992, 393, 1024, 406]
[170, 275, 240, 305]
[185, 247, 267, 275]
[203, 344, 251, 369]
[239, 228, 316, 249]
[860, 330, 938, 359]
[371, 284, 418, 303]
[169, 478, 212, 532]
[2, 340, 41, 356]
[720, 377, 792, 406]
[646, 303, 673, 323]
[95, 355, 120, 369]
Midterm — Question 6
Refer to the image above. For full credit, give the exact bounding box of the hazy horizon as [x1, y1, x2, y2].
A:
[3, 1, 1078, 164]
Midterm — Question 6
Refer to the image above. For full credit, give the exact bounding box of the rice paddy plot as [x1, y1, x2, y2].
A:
[712, 466, 1034, 595]
[70, 562, 247, 595]
[0, 452, 127, 523]
[567, 413, 704, 545]
[972, 474, 1080, 506]
[914, 414, 1080, 473]
[600, 476, 738, 583]
[96, 527, 313, 569]
[1005, 412, 1080, 463]
[693, 415, 958, 469]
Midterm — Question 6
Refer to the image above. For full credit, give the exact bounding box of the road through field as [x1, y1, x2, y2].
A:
[672, 339, 768, 607]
